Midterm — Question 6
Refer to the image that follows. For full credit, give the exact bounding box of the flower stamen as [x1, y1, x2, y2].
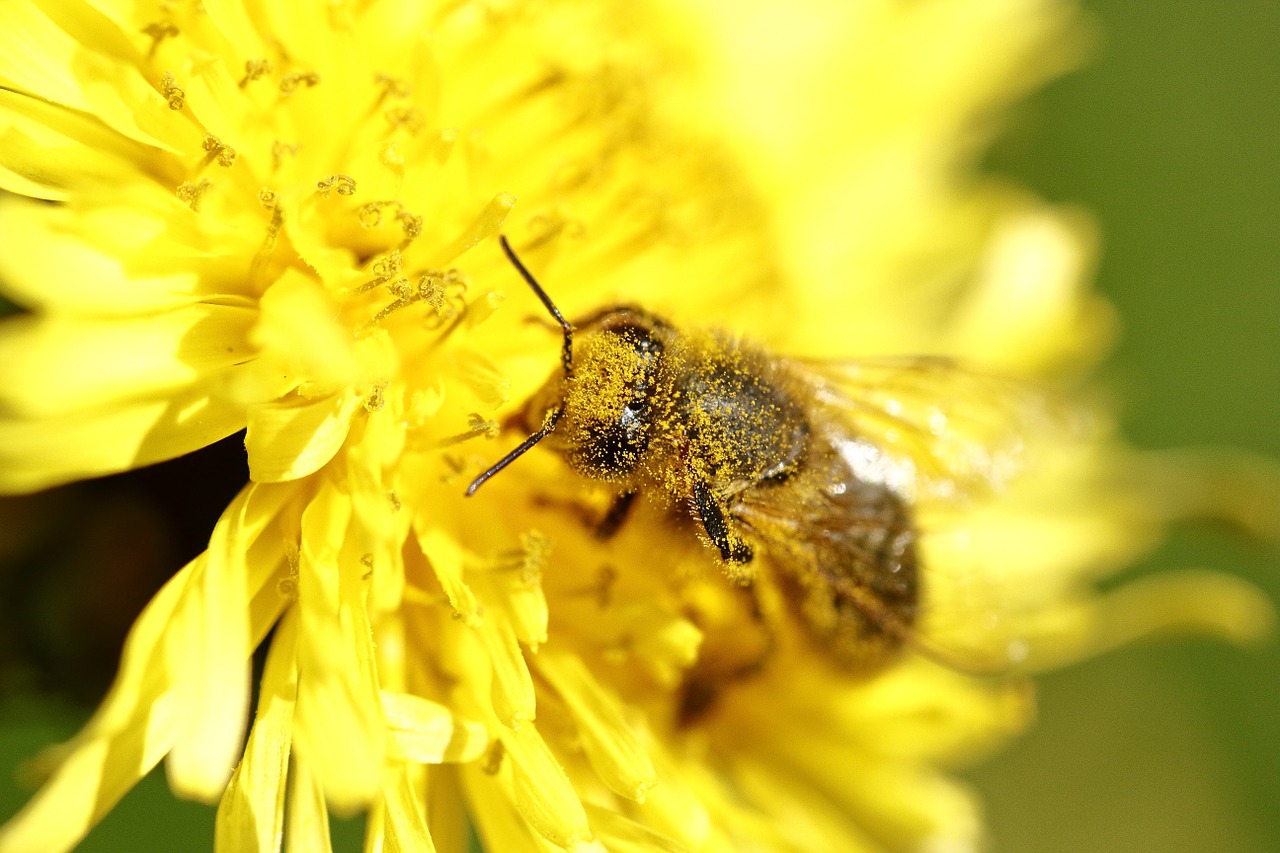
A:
[437, 414, 501, 448]
[176, 178, 212, 210]
[142, 22, 179, 59]
[279, 71, 321, 96]
[201, 134, 238, 169]
[239, 58, 275, 88]
[316, 175, 357, 197]
[160, 71, 185, 110]
[272, 141, 300, 171]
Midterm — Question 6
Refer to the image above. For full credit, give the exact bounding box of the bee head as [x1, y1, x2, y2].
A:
[523, 308, 667, 481]
[466, 239, 667, 495]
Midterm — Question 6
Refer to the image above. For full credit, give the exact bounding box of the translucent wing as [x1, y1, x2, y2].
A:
[791, 356, 1071, 503]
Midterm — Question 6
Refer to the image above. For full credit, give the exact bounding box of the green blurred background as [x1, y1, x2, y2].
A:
[1, 1, 1276, 850]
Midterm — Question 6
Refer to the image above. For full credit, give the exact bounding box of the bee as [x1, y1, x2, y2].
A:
[468, 236, 1040, 689]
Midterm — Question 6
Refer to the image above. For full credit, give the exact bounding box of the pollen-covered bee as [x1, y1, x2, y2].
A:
[468, 236, 1042, 682]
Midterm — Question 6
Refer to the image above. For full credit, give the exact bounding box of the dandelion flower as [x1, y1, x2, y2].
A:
[0, 1, 1273, 852]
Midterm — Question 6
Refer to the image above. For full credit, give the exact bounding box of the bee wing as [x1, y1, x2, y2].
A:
[792, 356, 1069, 503]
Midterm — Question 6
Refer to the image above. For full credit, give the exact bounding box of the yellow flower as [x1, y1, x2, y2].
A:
[0, 1, 1273, 852]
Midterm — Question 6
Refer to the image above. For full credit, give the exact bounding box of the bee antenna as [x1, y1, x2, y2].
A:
[499, 235, 574, 378]
[465, 237, 573, 497]
[465, 407, 563, 496]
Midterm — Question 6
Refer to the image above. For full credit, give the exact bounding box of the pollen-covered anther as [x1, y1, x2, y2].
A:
[316, 175, 357, 197]
[398, 212, 423, 241]
[176, 178, 212, 210]
[364, 381, 388, 413]
[279, 71, 320, 95]
[358, 201, 399, 228]
[202, 134, 237, 168]
[159, 71, 184, 110]
[239, 58, 274, 87]
[351, 251, 405, 297]
[436, 413, 500, 448]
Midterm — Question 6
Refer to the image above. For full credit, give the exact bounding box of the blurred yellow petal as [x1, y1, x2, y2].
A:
[168, 484, 293, 801]
[536, 651, 657, 803]
[0, 388, 246, 492]
[0, 0, 190, 151]
[382, 691, 489, 765]
[0, 89, 153, 199]
[293, 480, 385, 812]
[284, 757, 332, 853]
[378, 762, 438, 853]
[0, 305, 255, 416]
[504, 725, 593, 850]
[214, 608, 299, 853]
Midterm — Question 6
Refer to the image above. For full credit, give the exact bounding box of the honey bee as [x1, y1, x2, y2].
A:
[468, 236, 1041, 686]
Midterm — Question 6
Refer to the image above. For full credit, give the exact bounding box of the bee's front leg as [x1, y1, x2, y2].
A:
[690, 478, 754, 567]
[594, 490, 637, 540]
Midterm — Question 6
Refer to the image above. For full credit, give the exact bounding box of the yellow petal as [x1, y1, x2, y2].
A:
[214, 609, 299, 853]
[284, 756, 332, 853]
[292, 480, 385, 813]
[382, 691, 489, 765]
[249, 268, 362, 397]
[422, 192, 516, 267]
[504, 725, 593, 850]
[380, 762, 438, 853]
[583, 804, 690, 853]
[0, 88, 151, 199]
[0, 0, 192, 152]
[167, 484, 293, 801]
[0, 517, 283, 851]
[0, 305, 256, 417]
[413, 524, 479, 624]
[1021, 570, 1277, 671]
[0, 693, 178, 853]
[0, 196, 245, 316]
[245, 392, 362, 483]
[536, 651, 657, 802]
[475, 613, 536, 729]
[0, 387, 246, 493]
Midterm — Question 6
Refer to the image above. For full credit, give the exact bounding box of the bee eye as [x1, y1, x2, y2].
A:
[563, 322, 665, 480]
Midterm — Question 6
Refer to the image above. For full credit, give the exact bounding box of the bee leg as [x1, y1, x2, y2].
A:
[691, 479, 753, 565]
[594, 490, 637, 540]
